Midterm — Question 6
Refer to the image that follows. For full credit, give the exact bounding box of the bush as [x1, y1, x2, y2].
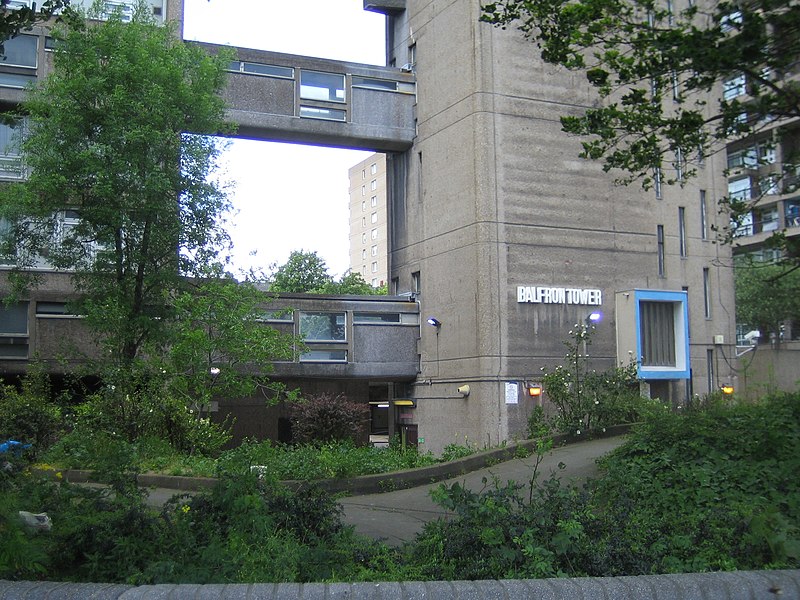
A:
[411, 392, 800, 579]
[0, 367, 62, 458]
[291, 393, 369, 445]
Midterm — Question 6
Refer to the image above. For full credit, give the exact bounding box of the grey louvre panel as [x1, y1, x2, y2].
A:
[640, 301, 676, 367]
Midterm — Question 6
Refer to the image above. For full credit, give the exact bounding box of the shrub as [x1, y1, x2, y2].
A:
[0, 366, 62, 458]
[291, 393, 369, 445]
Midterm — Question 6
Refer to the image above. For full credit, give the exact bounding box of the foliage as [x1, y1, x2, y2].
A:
[0, 8, 234, 363]
[269, 250, 333, 293]
[734, 259, 800, 339]
[0, 0, 75, 48]
[0, 364, 62, 457]
[159, 275, 298, 413]
[411, 392, 800, 579]
[0, 464, 408, 584]
[481, 0, 800, 262]
[291, 392, 370, 445]
[541, 322, 647, 434]
[269, 250, 386, 295]
[216, 438, 439, 480]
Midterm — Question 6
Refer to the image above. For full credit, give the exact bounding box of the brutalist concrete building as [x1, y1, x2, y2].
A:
[0, 0, 739, 454]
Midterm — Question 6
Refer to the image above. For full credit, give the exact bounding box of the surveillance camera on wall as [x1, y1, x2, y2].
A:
[744, 330, 761, 344]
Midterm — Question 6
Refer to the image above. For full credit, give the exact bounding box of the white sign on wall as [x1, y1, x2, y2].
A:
[517, 286, 602, 306]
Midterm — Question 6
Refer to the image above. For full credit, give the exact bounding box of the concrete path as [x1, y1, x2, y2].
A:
[338, 435, 626, 545]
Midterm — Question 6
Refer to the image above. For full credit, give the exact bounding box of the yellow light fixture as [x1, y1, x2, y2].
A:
[721, 385, 734, 395]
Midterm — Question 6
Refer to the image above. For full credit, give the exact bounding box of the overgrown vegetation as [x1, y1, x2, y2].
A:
[409, 393, 800, 579]
[536, 321, 651, 436]
[2, 392, 797, 583]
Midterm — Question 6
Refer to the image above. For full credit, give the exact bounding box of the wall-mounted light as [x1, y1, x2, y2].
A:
[720, 384, 734, 395]
[585, 311, 602, 326]
[426, 317, 441, 328]
[526, 384, 542, 397]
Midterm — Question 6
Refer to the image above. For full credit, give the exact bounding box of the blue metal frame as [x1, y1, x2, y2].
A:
[634, 289, 690, 380]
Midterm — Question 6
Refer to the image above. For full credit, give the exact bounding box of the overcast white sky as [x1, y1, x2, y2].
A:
[182, 0, 386, 279]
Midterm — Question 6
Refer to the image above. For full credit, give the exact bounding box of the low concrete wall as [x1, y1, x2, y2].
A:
[57, 425, 632, 496]
[1, 569, 798, 599]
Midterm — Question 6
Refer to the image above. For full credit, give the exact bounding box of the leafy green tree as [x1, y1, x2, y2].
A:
[0, 7, 233, 363]
[268, 250, 333, 293]
[318, 270, 387, 295]
[270, 250, 387, 294]
[161, 275, 298, 413]
[481, 0, 800, 261]
[735, 260, 800, 338]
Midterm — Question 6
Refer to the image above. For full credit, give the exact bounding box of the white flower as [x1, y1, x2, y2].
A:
[594, 400, 599, 405]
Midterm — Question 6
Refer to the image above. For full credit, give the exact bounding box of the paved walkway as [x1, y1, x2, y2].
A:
[338, 435, 626, 544]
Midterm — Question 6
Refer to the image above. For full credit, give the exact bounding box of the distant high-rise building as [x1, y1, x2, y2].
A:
[348, 153, 388, 288]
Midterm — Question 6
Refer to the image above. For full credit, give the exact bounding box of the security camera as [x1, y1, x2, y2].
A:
[743, 330, 761, 344]
[457, 384, 470, 396]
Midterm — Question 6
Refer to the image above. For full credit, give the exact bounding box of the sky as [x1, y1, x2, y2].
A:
[181, 0, 386, 279]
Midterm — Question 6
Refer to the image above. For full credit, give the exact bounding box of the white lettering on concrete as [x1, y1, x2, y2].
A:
[516, 286, 602, 306]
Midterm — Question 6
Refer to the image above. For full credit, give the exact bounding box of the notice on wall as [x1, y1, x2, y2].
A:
[505, 381, 518, 405]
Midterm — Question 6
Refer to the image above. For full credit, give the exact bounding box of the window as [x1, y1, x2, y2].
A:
[703, 267, 711, 318]
[361, 216, 366, 227]
[361, 201, 366, 212]
[0, 72, 35, 88]
[299, 70, 345, 102]
[260, 310, 293, 323]
[720, 10, 742, 32]
[728, 177, 751, 201]
[371, 245, 378, 256]
[100, 1, 134, 22]
[361, 249, 366, 260]
[300, 349, 347, 362]
[727, 146, 757, 170]
[666, 0, 674, 25]
[0, 301, 28, 359]
[299, 106, 346, 122]
[754, 204, 779, 233]
[1, 34, 37, 68]
[371, 229, 378, 240]
[671, 70, 679, 100]
[371, 196, 377, 207]
[361, 233, 367, 244]
[391, 277, 399, 295]
[412, 271, 421, 293]
[361, 185, 365, 196]
[371, 163, 377, 175]
[657, 225, 665, 277]
[228, 61, 294, 79]
[361, 169, 366, 179]
[699, 190, 708, 240]
[635, 290, 690, 379]
[354, 312, 401, 324]
[371, 212, 378, 224]
[0, 121, 24, 179]
[352, 76, 398, 92]
[372, 261, 378, 273]
[678, 207, 687, 257]
[299, 312, 345, 342]
[653, 167, 663, 199]
[723, 74, 746, 101]
[759, 174, 779, 196]
[370, 180, 377, 191]
[706, 348, 715, 393]
[675, 148, 684, 181]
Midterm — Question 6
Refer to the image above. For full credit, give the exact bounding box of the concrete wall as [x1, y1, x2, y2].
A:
[387, 0, 737, 453]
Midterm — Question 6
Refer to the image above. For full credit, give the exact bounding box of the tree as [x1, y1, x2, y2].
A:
[735, 260, 800, 339]
[481, 0, 800, 260]
[161, 275, 298, 414]
[269, 250, 387, 294]
[0, 6, 234, 364]
[0, 1, 74, 48]
[268, 250, 333, 293]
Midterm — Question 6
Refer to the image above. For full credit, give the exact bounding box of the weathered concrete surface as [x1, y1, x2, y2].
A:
[1, 570, 798, 599]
